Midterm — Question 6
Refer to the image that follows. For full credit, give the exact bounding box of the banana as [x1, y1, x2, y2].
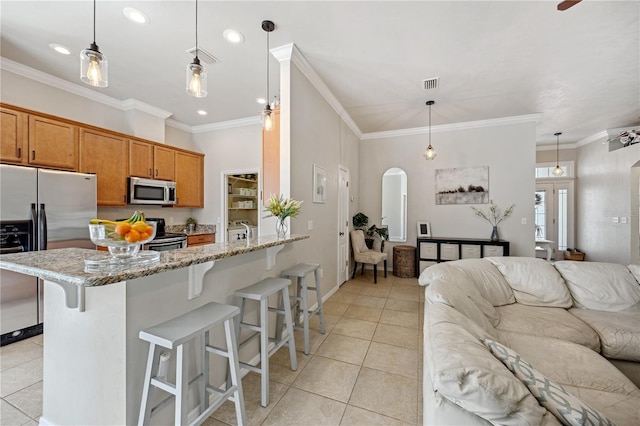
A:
[89, 219, 118, 225]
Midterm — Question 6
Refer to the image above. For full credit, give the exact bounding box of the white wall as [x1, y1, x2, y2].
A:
[359, 122, 537, 257]
[576, 140, 640, 264]
[287, 64, 361, 289]
[192, 125, 263, 233]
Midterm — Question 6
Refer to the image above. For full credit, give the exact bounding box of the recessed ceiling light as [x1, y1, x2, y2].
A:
[223, 29, 245, 44]
[49, 43, 71, 55]
[123, 7, 148, 24]
[256, 97, 267, 105]
[197, 110, 208, 116]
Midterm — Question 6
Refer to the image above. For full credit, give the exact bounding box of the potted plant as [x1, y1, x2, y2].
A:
[186, 217, 197, 233]
[352, 212, 388, 250]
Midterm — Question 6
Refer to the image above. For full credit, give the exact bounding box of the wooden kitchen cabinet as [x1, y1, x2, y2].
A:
[187, 233, 215, 246]
[262, 107, 280, 204]
[0, 107, 27, 164]
[174, 151, 204, 207]
[153, 145, 174, 181]
[79, 129, 128, 206]
[128, 139, 153, 178]
[28, 115, 77, 170]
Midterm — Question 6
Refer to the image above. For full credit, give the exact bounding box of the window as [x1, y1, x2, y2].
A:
[535, 161, 575, 179]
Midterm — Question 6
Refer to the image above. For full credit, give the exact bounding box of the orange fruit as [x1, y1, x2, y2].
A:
[125, 229, 140, 243]
[139, 232, 149, 241]
[145, 225, 153, 235]
[115, 223, 131, 236]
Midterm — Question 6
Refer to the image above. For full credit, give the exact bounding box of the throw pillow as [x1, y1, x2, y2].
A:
[482, 338, 616, 426]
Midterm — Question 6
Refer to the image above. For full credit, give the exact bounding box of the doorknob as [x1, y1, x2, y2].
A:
[339, 232, 344, 236]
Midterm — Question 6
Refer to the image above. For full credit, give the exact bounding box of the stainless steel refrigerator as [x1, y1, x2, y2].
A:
[0, 164, 96, 345]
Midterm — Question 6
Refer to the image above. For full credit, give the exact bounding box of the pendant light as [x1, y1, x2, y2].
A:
[423, 100, 436, 160]
[553, 132, 564, 176]
[186, 0, 207, 97]
[80, 0, 108, 87]
[262, 20, 275, 131]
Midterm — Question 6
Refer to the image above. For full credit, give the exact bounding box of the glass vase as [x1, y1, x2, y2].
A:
[490, 226, 499, 242]
[276, 218, 288, 239]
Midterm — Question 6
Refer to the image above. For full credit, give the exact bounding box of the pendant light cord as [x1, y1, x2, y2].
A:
[195, 0, 199, 58]
[428, 103, 432, 146]
[92, 0, 96, 44]
[266, 29, 270, 102]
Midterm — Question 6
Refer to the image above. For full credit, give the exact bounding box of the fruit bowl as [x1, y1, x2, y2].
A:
[89, 221, 157, 260]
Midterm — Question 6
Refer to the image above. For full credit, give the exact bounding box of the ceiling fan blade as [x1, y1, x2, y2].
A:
[558, 0, 582, 11]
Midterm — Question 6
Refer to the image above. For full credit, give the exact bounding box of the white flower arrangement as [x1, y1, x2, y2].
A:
[471, 200, 515, 226]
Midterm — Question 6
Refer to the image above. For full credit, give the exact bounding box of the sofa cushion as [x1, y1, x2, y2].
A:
[554, 261, 640, 312]
[570, 303, 640, 362]
[424, 303, 547, 425]
[499, 333, 640, 398]
[628, 264, 640, 284]
[483, 338, 616, 426]
[487, 257, 573, 308]
[495, 303, 600, 352]
[426, 279, 498, 335]
[446, 258, 516, 306]
[418, 261, 461, 286]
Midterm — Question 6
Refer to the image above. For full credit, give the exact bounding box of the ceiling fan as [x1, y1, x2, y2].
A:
[557, 0, 582, 11]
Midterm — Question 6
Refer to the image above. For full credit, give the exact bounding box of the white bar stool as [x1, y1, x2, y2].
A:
[234, 277, 297, 407]
[138, 302, 245, 426]
[281, 263, 326, 355]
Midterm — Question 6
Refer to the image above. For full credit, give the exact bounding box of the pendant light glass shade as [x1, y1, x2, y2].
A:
[187, 0, 207, 98]
[80, 0, 108, 87]
[262, 20, 275, 131]
[423, 100, 436, 160]
[553, 132, 564, 176]
[186, 57, 207, 97]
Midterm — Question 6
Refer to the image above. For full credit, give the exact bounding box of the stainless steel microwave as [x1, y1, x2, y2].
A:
[128, 177, 177, 205]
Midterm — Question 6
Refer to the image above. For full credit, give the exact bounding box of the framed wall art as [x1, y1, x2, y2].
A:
[417, 221, 431, 237]
[313, 164, 327, 203]
[435, 166, 489, 205]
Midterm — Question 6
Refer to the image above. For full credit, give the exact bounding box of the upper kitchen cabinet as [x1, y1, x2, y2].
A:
[128, 139, 154, 178]
[79, 129, 128, 206]
[262, 107, 280, 204]
[0, 106, 27, 164]
[174, 151, 204, 208]
[28, 115, 77, 170]
[153, 145, 175, 181]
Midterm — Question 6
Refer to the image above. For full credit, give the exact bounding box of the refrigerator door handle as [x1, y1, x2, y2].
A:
[39, 203, 47, 250]
[30, 203, 38, 251]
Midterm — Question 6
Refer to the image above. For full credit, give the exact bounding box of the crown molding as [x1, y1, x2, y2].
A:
[361, 113, 543, 140]
[2, 57, 176, 122]
[191, 115, 262, 134]
[272, 43, 363, 139]
[1, 56, 123, 110]
[165, 119, 193, 133]
[122, 98, 172, 119]
[536, 143, 579, 152]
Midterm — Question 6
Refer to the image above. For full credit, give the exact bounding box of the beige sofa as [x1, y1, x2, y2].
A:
[419, 257, 640, 425]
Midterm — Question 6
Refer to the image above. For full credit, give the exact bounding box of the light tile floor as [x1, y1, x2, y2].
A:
[0, 271, 423, 426]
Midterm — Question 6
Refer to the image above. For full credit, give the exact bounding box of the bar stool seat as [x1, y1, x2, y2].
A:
[281, 263, 326, 355]
[234, 277, 297, 407]
[138, 302, 245, 426]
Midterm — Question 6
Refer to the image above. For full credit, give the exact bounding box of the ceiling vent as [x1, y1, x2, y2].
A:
[423, 77, 439, 90]
[186, 47, 220, 64]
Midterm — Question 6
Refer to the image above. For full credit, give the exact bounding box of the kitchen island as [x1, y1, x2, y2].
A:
[0, 234, 309, 426]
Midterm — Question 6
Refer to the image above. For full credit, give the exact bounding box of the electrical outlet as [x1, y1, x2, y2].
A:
[521, 218, 527, 225]
[308, 220, 314, 230]
[169, 216, 174, 226]
[621, 217, 628, 224]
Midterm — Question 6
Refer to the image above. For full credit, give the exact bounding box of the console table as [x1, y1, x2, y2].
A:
[416, 237, 510, 276]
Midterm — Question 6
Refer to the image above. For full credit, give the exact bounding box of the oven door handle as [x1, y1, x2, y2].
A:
[0, 246, 25, 255]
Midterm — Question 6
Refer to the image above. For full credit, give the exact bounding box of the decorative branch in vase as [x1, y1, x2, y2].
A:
[470, 200, 515, 242]
[264, 194, 303, 238]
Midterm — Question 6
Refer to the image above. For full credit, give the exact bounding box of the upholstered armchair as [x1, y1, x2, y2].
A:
[350, 230, 387, 284]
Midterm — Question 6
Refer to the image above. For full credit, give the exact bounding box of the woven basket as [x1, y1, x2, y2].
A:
[563, 251, 585, 261]
[393, 245, 416, 278]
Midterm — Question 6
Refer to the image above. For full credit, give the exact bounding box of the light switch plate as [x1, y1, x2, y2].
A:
[521, 218, 527, 225]
[621, 217, 628, 224]
[308, 220, 313, 230]
[613, 217, 619, 223]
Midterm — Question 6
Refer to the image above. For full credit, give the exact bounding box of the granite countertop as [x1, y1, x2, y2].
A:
[0, 234, 309, 287]
[166, 224, 216, 235]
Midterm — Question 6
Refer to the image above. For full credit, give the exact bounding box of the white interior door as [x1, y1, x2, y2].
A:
[338, 166, 350, 284]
